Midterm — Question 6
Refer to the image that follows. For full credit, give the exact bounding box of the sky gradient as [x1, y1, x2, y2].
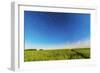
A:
[24, 11, 90, 49]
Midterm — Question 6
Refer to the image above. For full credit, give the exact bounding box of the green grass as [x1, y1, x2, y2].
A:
[24, 48, 90, 62]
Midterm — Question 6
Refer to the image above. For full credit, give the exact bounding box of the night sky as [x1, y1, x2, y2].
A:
[24, 11, 90, 49]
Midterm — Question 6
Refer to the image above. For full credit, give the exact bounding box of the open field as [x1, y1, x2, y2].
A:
[24, 48, 90, 62]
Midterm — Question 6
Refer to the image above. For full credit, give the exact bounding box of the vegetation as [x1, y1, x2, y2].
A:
[24, 48, 90, 62]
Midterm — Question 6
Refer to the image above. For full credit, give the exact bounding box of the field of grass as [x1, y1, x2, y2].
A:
[24, 48, 90, 62]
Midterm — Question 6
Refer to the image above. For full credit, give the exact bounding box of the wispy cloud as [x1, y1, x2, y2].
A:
[63, 39, 90, 49]
[25, 38, 90, 49]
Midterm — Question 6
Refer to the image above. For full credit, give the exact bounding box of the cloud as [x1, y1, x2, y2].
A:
[25, 39, 90, 49]
[64, 39, 90, 49]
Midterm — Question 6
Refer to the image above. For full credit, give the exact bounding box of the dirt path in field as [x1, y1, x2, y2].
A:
[69, 49, 89, 59]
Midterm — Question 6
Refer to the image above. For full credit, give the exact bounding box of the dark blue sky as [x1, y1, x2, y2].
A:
[24, 11, 90, 49]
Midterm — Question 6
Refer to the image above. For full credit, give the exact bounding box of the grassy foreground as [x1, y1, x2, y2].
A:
[24, 48, 90, 62]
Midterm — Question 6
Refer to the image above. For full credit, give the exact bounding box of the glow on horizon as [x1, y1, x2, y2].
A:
[25, 38, 90, 49]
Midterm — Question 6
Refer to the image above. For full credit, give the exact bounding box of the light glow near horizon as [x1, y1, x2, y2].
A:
[24, 11, 90, 49]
